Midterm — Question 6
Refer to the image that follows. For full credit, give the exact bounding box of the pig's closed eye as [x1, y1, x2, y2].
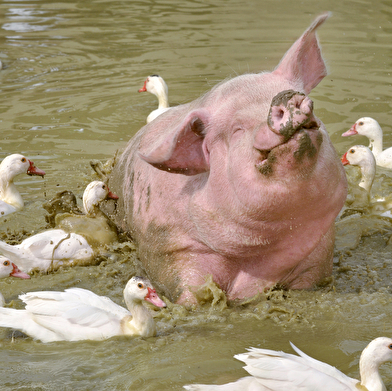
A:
[232, 124, 244, 134]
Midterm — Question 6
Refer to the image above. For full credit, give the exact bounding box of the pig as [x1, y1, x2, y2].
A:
[108, 12, 347, 305]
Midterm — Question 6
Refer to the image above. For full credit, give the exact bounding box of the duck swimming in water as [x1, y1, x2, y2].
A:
[342, 117, 392, 169]
[0, 154, 45, 217]
[0, 276, 166, 342]
[0, 181, 119, 273]
[138, 74, 170, 123]
[0, 256, 30, 279]
[185, 337, 392, 391]
[55, 180, 119, 247]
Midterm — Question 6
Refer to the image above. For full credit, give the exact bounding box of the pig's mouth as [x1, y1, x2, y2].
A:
[257, 149, 271, 162]
[255, 126, 323, 175]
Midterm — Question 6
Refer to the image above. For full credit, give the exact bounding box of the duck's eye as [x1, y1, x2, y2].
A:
[389, 344, 392, 350]
[349, 149, 355, 154]
[102, 184, 106, 190]
[2, 260, 10, 266]
[359, 121, 364, 126]
[21, 157, 26, 162]
[137, 283, 144, 289]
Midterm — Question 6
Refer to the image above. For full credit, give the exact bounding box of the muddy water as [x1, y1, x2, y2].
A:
[1, 0, 392, 390]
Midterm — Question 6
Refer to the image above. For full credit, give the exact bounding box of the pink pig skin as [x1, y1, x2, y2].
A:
[109, 12, 347, 304]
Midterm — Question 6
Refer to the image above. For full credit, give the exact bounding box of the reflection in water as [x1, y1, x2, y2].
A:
[0, 0, 392, 390]
[3, 6, 58, 33]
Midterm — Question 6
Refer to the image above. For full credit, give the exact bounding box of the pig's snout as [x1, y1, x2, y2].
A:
[268, 90, 318, 140]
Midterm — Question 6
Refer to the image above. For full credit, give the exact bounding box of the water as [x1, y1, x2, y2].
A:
[1, 0, 392, 389]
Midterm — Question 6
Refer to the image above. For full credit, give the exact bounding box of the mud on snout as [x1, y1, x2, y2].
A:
[257, 90, 323, 176]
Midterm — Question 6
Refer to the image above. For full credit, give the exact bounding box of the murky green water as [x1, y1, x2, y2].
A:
[1, 0, 392, 390]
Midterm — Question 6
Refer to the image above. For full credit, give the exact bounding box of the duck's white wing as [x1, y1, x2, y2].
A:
[19, 288, 131, 341]
[235, 347, 357, 391]
[184, 346, 358, 391]
[0, 201, 17, 217]
[0, 306, 64, 342]
[377, 147, 392, 168]
[289, 343, 358, 387]
[20, 229, 91, 259]
[184, 376, 266, 390]
[13, 229, 93, 272]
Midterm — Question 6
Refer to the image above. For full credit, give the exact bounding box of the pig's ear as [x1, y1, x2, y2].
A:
[138, 109, 210, 175]
[273, 12, 330, 94]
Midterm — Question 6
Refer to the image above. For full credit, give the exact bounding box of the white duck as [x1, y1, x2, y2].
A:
[0, 276, 166, 342]
[0, 256, 30, 306]
[341, 145, 376, 194]
[184, 337, 392, 391]
[55, 180, 119, 247]
[342, 117, 392, 168]
[0, 154, 45, 216]
[82, 180, 118, 217]
[138, 74, 170, 123]
[0, 256, 30, 279]
[0, 229, 95, 273]
[0, 256, 30, 307]
[341, 146, 392, 216]
[0, 181, 118, 273]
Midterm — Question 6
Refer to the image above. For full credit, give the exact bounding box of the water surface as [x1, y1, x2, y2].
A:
[1, 0, 392, 390]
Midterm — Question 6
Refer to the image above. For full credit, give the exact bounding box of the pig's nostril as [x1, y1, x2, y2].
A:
[294, 97, 304, 109]
[277, 109, 284, 119]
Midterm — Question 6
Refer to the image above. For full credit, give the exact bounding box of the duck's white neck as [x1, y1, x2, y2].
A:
[360, 362, 386, 391]
[360, 349, 386, 391]
[367, 123, 384, 157]
[154, 85, 169, 109]
[84, 194, 107, 217]
[123, 297, 156, 338]
[0, 175, 23, 209]
[358, 162, 375, 194]
[84, 203, 101, 217]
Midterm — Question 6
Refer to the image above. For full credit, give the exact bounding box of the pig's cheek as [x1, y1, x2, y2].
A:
[293, 130, 323, 164]
[293, 132, 317, 162]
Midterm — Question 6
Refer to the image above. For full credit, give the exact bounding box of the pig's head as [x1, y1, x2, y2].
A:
[138, 13, 345, 220]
